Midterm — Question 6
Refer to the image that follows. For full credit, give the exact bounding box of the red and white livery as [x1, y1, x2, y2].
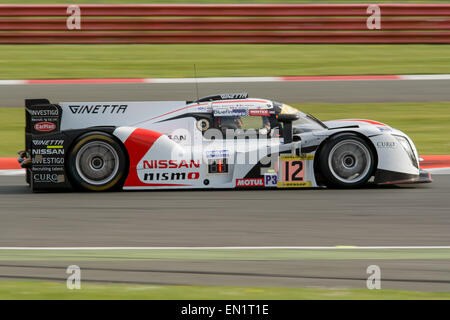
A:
[22, 93, 431, 192]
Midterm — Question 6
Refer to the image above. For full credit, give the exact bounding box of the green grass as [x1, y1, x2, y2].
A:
[1, 281, 449, 300]
[296, 102, 450, 155]
[1, 102, 449, 157]
[2, 248, 449, 298]
[0, 45, 449, 80]
[1, 248, 450, 261]
[0, 108, 23, 157]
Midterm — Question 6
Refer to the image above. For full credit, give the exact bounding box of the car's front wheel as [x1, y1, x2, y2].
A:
[67, 132, 127, 191]
[319, 133, 375, 188]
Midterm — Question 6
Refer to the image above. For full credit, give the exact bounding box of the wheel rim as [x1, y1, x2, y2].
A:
[328, 139, 372, 184]
[75, 141, 119, 185]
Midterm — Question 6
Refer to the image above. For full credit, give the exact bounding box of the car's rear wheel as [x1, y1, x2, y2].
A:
[67, 132, 127, 191]
[319, 133, 375, 188]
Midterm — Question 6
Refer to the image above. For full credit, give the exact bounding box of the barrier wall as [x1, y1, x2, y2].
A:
[0, 4, 449, 44]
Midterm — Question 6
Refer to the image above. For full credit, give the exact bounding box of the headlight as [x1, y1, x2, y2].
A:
[393, 135, 418, 168]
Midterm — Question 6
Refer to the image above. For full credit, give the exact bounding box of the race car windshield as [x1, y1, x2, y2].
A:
[274, 102, 325, 131]
[280, 105, 325, 130]
[292, 111, 325, 130]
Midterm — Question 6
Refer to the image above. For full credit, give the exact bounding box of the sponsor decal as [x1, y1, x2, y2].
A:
[277, 154, 313, 188]
[143, 172, 199, 181]
[32, 148, 64, 155]
[264, 173, 278, 187]
[277, 181, 312, 188]
[28, 109, 59, 116]
[32, 166, 64, 172]
[249, 109, 270, 117]
[377, 141, 396, 148]
[32, 156, 64, 165]
[235, 178, 264, 187]
[196, 106, 212, 112]
[206, 149, 229, 159]
[220, 93, 248, 99]
[34, 122, 56, 132]
[143, 159, 200, 169]
[167, 134, 187, 142]
[33, 173, 65, 183]
[279, 154, 314, 161]
[214, 108, 247, 117]
[377, 126, 392, 132]
[68, 104, 127, 114]
[32, 139, 64, 146]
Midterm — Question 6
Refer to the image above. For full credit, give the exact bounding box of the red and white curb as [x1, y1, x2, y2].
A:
[419, 155, 450, 175]
[0, 74, 450, 85]
[0, 155, 449, 176]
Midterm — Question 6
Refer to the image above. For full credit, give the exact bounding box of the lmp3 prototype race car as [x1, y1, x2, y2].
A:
[21, 93, 431, 192]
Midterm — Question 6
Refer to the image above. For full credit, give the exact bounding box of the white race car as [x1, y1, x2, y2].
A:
[21, 93, 431, 192]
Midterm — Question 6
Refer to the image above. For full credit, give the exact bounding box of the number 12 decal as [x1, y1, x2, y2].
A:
[278, 155, 313, 188]
[283, 160, 304, 182]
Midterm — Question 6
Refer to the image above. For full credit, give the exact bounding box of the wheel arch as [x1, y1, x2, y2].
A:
[313, 131, 378, 185]
[65, 128, 130, 191]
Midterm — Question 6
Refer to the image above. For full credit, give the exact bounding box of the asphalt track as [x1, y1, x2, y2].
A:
[0, 175, 449, 291]
[1, 79, 450, 107]
[0, 79, 449, 293]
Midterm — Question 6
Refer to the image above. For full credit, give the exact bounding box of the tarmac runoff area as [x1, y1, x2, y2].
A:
[0, 75, 449, 292]
[0, 175, 449, 291]
[1, 77, 450, 107]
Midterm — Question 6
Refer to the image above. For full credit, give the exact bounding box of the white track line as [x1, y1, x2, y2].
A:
[1, 75, 450, 85]
[400, 74, 450, 80]
[0, 169, 24, 176]
[145, 76, 280, 83]
[0, 246, 449, 250]
[0, 80, 26, 85]
[427, 167, 450, 174]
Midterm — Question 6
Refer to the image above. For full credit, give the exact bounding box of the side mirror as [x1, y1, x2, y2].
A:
[277, 113, 299, 144]
[277, 113, 299, 122]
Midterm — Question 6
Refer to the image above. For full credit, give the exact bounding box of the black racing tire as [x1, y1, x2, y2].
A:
[67, 132, 127, 191]
[319, 133, 376, 188]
